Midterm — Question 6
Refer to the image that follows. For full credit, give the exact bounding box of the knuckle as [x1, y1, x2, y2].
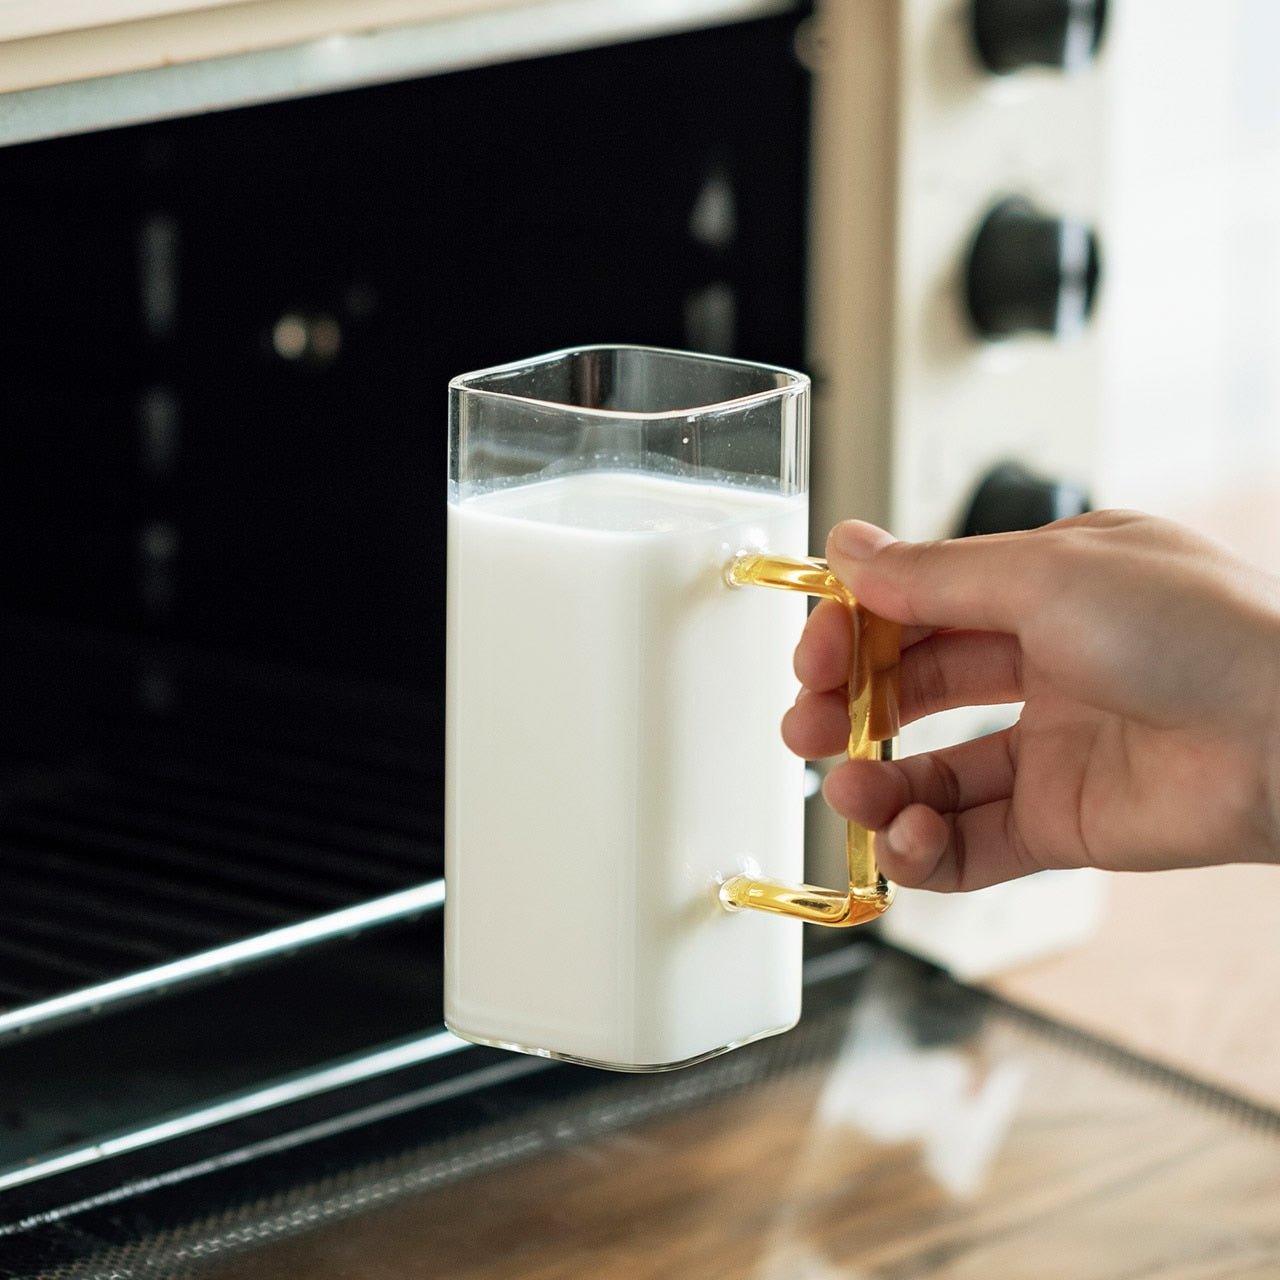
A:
[902, 638, 950, 720]
[923, 750, 963, 814]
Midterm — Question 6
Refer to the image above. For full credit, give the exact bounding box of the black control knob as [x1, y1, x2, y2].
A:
[972, 0, 1107, 74]
[965, 197, 1100, 339]
[959, 461, 1091, 537]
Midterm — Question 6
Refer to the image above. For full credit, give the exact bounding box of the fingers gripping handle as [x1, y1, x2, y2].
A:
[721, 554, 901, 927]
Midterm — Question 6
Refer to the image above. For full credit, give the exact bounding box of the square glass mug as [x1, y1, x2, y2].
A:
[444, 346, 900, 1071]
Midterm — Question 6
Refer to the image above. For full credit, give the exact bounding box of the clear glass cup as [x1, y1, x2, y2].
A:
[445, 345, 898, 1071]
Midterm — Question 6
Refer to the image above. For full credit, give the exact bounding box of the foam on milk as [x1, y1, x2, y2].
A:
[444, 469, 808, 1069]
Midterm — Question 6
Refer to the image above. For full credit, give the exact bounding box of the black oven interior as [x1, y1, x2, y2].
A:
[0, 11, 822, 1270]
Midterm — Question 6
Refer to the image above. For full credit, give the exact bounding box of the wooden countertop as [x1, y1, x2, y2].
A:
[195, 952, 1280, 1280]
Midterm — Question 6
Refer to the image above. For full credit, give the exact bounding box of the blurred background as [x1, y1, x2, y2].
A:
[1102, 0, 1280, 567]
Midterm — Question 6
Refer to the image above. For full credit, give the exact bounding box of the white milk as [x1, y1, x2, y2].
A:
[444, 470, 808, 1069]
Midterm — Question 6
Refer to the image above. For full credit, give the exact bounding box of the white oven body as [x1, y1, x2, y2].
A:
[0, 0, 1114, 978]
[806, 0, 1110, 974]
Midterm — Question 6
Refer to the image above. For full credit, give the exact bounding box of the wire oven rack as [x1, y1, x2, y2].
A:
[0, 615, 445, 1037]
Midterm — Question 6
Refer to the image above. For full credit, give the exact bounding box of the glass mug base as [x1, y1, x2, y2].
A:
[443, 1017, 801, 1074]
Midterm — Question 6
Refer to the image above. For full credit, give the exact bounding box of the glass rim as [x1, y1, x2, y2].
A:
[448, 344, 810, 422]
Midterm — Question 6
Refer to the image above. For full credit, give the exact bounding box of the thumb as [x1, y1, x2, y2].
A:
[825, 519, 1038, 634]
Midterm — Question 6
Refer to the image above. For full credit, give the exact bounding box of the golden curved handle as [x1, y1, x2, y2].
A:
[720, 554, 901, 927]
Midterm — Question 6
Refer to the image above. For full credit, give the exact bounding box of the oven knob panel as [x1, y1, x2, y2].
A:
[959, 461, 1091, 537]
[965, 196, 1100, 340]
[971, 0, 1108, 75]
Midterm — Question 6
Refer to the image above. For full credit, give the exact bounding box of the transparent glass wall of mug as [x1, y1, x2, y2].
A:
[444, 346, 811, 1071]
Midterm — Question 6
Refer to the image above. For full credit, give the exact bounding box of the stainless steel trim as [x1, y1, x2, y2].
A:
[0, 879, 446, 1039]
[0, 0, 796, 148]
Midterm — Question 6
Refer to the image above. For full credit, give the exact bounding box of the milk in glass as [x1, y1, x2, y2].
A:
[444, 469, 807, 1069]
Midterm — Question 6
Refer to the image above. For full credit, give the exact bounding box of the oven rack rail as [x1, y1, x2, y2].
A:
[0, 883, 444, 1041]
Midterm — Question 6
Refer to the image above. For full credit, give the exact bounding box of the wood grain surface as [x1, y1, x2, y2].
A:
[198, 964, 1280, 1280]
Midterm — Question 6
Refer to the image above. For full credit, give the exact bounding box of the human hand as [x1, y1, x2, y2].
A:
[782, 510, 1280, 891]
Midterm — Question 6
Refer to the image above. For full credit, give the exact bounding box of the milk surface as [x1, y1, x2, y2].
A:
[444, 470, 807, 1069]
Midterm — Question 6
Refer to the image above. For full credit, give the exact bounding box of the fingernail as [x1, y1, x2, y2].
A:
[830, 520, 896, 562]
[879, 816, 904, 858]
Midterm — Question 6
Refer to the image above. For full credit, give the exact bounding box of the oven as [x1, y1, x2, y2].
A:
[0, 2, 1109, 1273]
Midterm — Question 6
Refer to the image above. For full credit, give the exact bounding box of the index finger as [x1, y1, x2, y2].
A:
[824, 520, 1054, 634]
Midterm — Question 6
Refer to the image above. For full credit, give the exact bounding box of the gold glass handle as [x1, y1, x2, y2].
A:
[721, 554, 901, 927]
